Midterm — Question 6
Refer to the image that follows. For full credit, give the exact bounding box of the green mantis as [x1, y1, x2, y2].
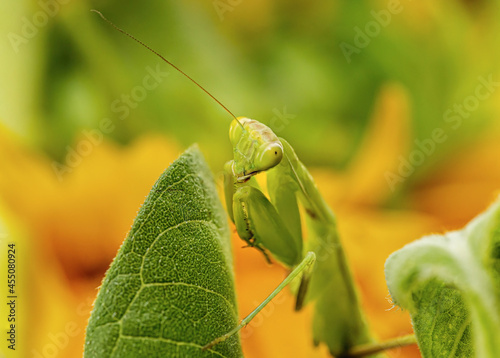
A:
[92, 10, 377, 356]
[213, 116, 376, 355]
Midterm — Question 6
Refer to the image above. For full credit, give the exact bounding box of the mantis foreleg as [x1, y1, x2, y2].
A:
[224, 160, 303, 268]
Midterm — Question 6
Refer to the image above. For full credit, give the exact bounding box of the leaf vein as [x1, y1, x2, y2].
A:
[447, 319, 471, 358]
[116, 335, 229, 358]
[144, 281, 237, 316]
[139, 219, 219, 284]
[129, 173, 197, 252]
[107, 220, 233, 356]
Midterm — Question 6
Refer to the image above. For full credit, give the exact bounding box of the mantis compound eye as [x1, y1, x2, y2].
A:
[256, 142, 283, 171]
[229, 118, 244, 147]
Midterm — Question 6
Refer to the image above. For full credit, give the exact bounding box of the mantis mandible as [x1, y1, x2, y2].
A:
[92, 10, 375, 356]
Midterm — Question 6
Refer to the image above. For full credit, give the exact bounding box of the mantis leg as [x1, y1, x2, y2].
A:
[202, 251, 316, 351]
[232, 185, 302, 268]
[267, 138, 377, 356]
[224, 161, 302, 268]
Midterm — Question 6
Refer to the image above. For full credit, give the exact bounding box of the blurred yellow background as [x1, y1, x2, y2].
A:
[1, 0, 500, 357]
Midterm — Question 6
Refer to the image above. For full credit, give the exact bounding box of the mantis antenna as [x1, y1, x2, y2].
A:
[91, 9, 243, 128]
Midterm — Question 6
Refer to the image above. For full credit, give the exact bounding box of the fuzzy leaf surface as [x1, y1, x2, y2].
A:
[386, 197, 500, 358]
[84, 145, 242, 358]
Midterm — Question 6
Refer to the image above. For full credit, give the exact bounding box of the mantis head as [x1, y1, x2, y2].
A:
[229, 117, 283, 182]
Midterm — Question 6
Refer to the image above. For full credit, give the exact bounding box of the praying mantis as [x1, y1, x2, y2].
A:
[208, 116, 376, 354]
[92, 10, 377, 357]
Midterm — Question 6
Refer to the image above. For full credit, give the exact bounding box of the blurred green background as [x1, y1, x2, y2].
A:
[2, 0, 499, 183]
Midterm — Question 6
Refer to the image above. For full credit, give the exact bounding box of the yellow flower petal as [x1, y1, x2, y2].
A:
[410, 132, 500, 229]
[341, 84, 411, 206]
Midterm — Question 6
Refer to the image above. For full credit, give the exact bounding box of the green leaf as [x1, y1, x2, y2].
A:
[84, 145, 242, 358]
[385, 196, 500, 358]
